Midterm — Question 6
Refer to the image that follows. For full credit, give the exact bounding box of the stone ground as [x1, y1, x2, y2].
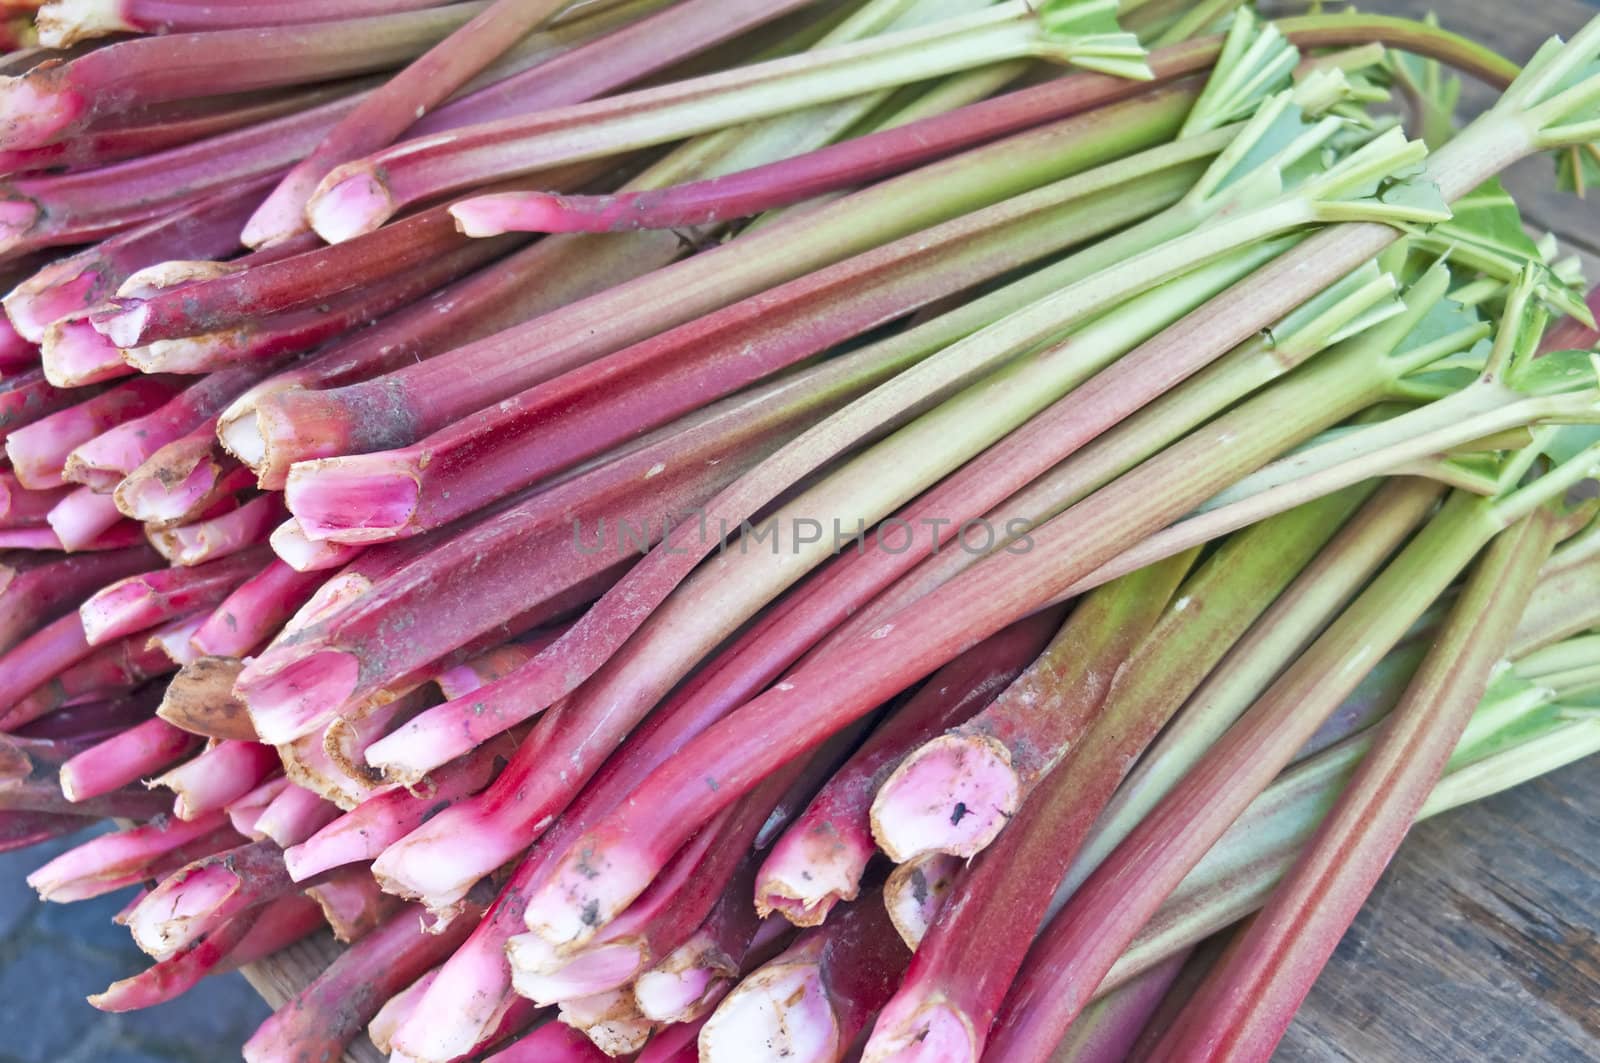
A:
[0, 826, 270, 1063]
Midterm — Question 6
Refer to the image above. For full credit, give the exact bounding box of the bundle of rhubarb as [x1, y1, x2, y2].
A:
[1, 0, 1599, 1058]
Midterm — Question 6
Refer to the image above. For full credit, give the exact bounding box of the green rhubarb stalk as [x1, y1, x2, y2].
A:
[848, 256, 1407, 620]
[1147, 496, 1566, 1062]
[983, 423, 1600, 1057]
[1096, 689, 1600, 999]
[1051, 479, 1434, 903]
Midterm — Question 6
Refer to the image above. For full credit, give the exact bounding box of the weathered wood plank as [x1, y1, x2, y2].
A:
[1282, 758, 1600, 1062]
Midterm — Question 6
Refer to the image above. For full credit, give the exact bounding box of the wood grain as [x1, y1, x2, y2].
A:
[241, 4, 1600, 1061]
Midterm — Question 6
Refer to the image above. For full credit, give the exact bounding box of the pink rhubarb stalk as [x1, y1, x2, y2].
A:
[698, 880, 910, 1063]
[58, 717, 199, 801]
[756, 609, 1066, 926]
[0, 368, 87, 440]
[65, 368, 276, 491]
[190, 558, 325, 658]
[0, 95, 364, 258]
[4, 375, 183, 488]
[306, 868, 399, 942]
[0, 544, 156, 652]
[0, 471, 72, 526]
[11, 618, 183, 724]
[0, 611, 95, 721]
[149, 739, 279, 821]
[78, 547, 267, 645]
[115, 437, 252, 528]
[240, 0, 573, 248]
[227, 227, 687, 488]
[250, 782, 339, 849]
[148, 493, 285, 567]
[25, 812, 238, 902]
[123, 837, 296, 959]
[2, 177, 276, 344]
[282, 733, 513, 881]
[40, 0, 454, 47]
[47, 486, 127, 552]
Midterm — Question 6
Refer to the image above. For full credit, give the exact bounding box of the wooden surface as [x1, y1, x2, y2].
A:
[243, 4, 1600, 1061]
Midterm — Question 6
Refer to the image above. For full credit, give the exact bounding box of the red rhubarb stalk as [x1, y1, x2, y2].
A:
[241, 901, 480, 1063]
[433, 628, 560, 701]
[40, 0, 455, 47]
[0, 368, 88, 440]
[0, 2, 484, 149]
[145, 610, 212, 667]
[3, 176, 278, 344]
[223, 775, 289, 839]
[226, 228, 687, 488]
[115, 437, 252, 528]
[870, 553, 1193, 865]
[485, 1020, 611, 1063]
[306, 868, 399, 942]
[1147, 507, 1562, 1063]
[118, 239, 521, 374]
[0, 471, 72, 525]
[66, 368, 274, 491]
[0, 82, 368, 176]
[698, 879, 910, 1063]
[251, 783, 338, 849]
[281, 735, 513, 881]
[0, 544, 156, 652]
[0, 611, 95, 720]
[240, 0, 576, 248]
[39, 316, 128, 388]
[14, 623, 191, 731]
[46, 485, 126, 552]
[277, 84, 1193, 469]
[407, 0, 815, 140]
[755, 608, 1067, 926]
[87, 894, 324, 1012]
[290, 96, 1211, 542]
[267, 517, 364, 573]
[101, 194, 536, 345]
[0, 94, 368, 258]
